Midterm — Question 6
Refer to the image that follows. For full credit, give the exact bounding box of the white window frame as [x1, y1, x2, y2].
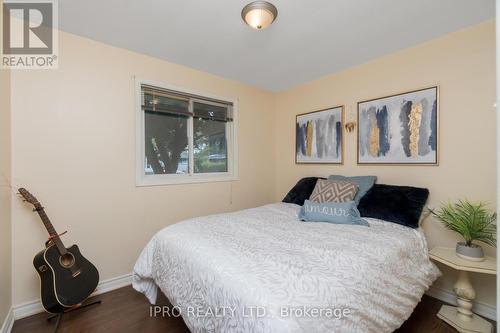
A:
[135, 78, 238, 186]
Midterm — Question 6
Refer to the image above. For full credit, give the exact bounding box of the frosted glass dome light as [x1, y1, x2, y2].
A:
[241, 1, 278, 30]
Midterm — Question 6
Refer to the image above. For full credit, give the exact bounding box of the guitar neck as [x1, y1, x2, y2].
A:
[35, 208, 67, 254]
[36, 208, 56, 235]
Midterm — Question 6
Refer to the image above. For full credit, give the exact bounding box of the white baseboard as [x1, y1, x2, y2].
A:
[92, 272, 133, 296]
[0, 308, 14, 333]
[12, 273, 132, 320]
[426, 286, 497, 321]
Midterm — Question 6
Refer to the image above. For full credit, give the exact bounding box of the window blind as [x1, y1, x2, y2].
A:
[194, 102, 233, 122]
[142, 86, 191, 117]
[141, 84, 233, 122]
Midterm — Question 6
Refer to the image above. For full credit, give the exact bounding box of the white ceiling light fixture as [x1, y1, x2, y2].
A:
[241, 1, 278, 30]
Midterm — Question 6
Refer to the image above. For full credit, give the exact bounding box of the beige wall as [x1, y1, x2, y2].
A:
[10, 31, 276, 305]
[497, 0, 500, 322]
[0, 0, 12, 321]
[0, 67, 12, 322]
[275, 21, 496, 309]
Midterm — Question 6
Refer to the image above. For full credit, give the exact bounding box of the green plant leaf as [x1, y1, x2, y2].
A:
[430, 200, 496, 248]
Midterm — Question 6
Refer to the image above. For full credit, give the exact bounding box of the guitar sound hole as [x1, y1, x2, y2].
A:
[59, 253, 75, 268]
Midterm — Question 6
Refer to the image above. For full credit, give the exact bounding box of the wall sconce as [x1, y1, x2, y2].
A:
[345, 122, 356, 133]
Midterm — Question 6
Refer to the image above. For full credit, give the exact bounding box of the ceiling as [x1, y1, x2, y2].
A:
[58, 0, 495, 91]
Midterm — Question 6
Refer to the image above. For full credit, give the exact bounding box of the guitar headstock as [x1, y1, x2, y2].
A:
[18, 188, 41, 208]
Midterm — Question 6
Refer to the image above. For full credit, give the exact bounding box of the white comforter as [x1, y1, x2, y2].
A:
[133, 203, 440, 333]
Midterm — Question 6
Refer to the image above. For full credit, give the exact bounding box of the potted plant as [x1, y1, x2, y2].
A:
[431, 200, 496, 262]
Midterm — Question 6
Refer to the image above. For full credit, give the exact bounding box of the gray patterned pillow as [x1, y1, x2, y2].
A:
[309, 179, 359, 203]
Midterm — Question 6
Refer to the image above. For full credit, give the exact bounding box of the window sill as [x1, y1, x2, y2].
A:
[136, 174, 238, 187]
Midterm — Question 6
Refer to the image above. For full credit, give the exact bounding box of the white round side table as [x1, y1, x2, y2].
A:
[429, 247, 496, 333]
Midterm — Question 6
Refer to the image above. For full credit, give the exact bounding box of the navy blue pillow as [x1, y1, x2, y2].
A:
[282, 177, 325, 206]
[357, 184, 429, 228]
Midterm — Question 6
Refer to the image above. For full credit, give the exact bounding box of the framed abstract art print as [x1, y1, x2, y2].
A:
[357, 86, 438, 165]
[296, 106, 344, 164]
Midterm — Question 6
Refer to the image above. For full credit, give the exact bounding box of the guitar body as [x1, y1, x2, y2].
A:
[33, 244, 99, 313]
[19, 187, 100, 314]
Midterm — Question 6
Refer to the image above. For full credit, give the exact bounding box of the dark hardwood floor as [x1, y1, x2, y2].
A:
[12, 286, 494, 333]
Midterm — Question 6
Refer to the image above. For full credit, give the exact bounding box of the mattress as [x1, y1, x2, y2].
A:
[133, 202, 440, 333]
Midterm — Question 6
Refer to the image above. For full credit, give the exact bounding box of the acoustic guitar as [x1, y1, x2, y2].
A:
[18, 188, 100, 313]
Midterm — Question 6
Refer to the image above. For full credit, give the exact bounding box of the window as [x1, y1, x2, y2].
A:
[137, 82, 237, 185]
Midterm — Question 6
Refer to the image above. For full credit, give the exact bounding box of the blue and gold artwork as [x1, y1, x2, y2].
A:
[296, 106, 344, 164]
[358, 87, 438, 165]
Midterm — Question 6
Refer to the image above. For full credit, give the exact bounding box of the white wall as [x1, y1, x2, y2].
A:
[275, 21, 497, 310]
[10, 30, 276, 305]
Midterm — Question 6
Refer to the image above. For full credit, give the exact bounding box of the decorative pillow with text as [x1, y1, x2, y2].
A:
[299, 200, 369, 226]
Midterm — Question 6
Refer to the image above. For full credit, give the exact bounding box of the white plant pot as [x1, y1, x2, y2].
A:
[455, 242, 485, 262]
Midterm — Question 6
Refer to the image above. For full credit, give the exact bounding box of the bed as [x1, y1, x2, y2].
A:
[133, 202, 440, 333]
